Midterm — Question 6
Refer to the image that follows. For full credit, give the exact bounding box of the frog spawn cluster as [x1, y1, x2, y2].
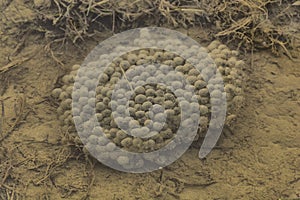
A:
[52, 40, 244, 170]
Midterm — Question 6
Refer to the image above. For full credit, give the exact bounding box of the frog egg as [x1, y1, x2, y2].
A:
[159, 64, 172, 74]
[155, 89, 164, 97]
[207, 40, 221, 51]
[62, 74, 74, 84]
[117, 156, 129, 166]
[102, 97, 110, 105]
[175, 65, 185, 73]
[116, 130, 127, 141]
[94, 146, 106, 155]
[145, 88, 156, 97]
[214, 58, 226, 66]
[161, 100, 175, 109]
[173, 57, 185, 66]
[199, 116, 209, 128]
[82, 104, 93, 114]
[135, 94, 147, 104]
[141, 71, 150, 79]
[109, 119, 117, 128]
[83, 79, 94, 90]
[65, 85, 73, 95]
[199, 97, 209, 104]
[152, 122, 164, 131]
[162, 60, 174, 66]
[145, 56, 155, 63]
[152, 134, 163, 144]
[232, 95, 244, 106]
[221, 48, 232, 59]
[136, 59, 147, 65]
[199, 105, 209, 115]
[110, 77, 118, 84]
[87, 135, 98, 145]
[231, 50, 239, 56]
[234, 87, 242, 95]
[57, 106, 64, 116]
[194, 80, 207, 89]
[102, 109, 112, 118]
[210, 90, 222, 98]
[96, 102, 106, 111]
[59, 91, 69, 101]
[96, 93, 103, 102]
[182, 63, 193, 73]
[112, 71, 122, 78]
[137, 53, 147, 60]
[194, 50, 207, 60]
[99, 73, 109, 84]
[120, 60, 131, 71]
[135, 110, 146, 118]
[105, 66, 115, 76]
[174, 89, 185, 98]
[116, 105, 127, 114]
[153, 113, 166, 122]
[230, 70, 239, 79]
[105, 142, 116, 152]
[161, 129, 173, 139]
[182, 118, 194, 129]
[153, 97, 164, 105]
[64, 115, 74, 126]
[121, 137, 133, 148]
[163, 52, 176, 60]
[154, 51, 164, 61]
[134, 127, 150, 137]
[132, 137, 143, 148]
[171, 81, 183, 90]
[224, 67, 231, 76]
[217, 44, 227, 50]
[146, 77, 157, 84]
[144, 139, 156, 150]
[211, 97, 222, 105]
[145, 64, 157, 74]
[144, 119, 153, 128]
[224, 84, 235, 94]
[71, 64, 80, 71]
[61, 98, 72, 110]
[235, 60, 245, 69]
[165, 109, 175, 116]
[95, 86, 102, 95]
[211, 48, 221, 56]
[52, 88, 62, 99]
[106, 90, 113, 98]
[128, 107, 135, 116]
[73, 114, 82, 124]
[128, 120, 140, 129]
[186, 76, 197, 85]
[133, 103, 141, 111]
[218, 66, 225, 75]
[127, 54, 138, 64]
[114, 116, 129, 128]
[228, 57, 237, 67]
[188, 68, 200, 77]
[139, 49, 149, 55]
[151, 104, 165, 113]
[142, 101, 152, 111]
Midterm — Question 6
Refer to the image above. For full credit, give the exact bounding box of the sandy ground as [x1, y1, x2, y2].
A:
[0, 1, 299, 200]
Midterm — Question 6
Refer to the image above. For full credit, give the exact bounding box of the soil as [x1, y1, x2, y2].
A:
[0, 1, 299, 200]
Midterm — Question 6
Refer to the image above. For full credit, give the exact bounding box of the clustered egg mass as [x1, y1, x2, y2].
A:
[51, 30, 245, 170]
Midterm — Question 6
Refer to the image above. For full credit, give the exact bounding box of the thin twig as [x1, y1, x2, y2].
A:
[0, 57, 30, 74]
